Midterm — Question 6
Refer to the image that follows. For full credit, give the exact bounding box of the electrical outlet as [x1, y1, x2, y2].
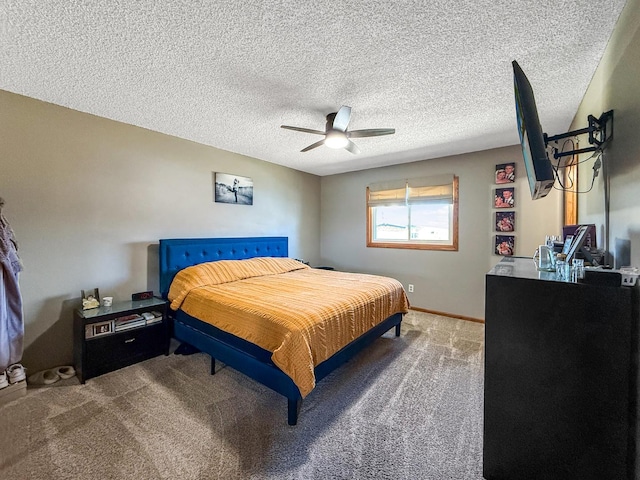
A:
[408, 284, 414, 293]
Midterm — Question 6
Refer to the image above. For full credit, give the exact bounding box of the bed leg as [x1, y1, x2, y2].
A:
[287, 398, 301, 426]
[395, 322, 401, 337]
[210, 357, 216, 375]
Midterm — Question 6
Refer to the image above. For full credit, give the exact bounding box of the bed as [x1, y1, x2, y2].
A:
[159, 237, 409, 425]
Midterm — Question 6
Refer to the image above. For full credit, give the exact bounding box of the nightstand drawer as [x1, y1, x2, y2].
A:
[86, 323, 165, 366]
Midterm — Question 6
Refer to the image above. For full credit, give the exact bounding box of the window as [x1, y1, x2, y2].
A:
[366, 175, 458, 251]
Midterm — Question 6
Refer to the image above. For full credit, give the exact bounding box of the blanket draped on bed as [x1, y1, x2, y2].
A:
[168, 257, 409, 397]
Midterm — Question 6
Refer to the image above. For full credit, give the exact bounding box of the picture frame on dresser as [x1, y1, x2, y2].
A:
[81, 288, 100, 310]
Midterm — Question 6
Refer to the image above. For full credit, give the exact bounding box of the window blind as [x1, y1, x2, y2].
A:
[367, 179, 407, 207]
[408, 174, 454, 205]
[368, 174, 454, 206]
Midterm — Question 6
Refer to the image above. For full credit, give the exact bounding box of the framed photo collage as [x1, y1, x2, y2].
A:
[494, 162, 516, 256]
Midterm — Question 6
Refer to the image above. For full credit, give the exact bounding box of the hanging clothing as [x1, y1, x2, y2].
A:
[0, 197, 24, 371]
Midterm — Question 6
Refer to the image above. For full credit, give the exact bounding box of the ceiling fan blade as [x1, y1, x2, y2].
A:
[301, 139, 325, 152]
[332, 105, 352, 132]
[344, 140, 360, 154]
[281, 125, 325, 135]
[348, 128, 396, 138]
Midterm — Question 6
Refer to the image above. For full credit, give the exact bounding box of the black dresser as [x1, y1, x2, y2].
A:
[484, 257, 640, 480]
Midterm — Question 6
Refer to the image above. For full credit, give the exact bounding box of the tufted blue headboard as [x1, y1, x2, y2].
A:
[159, 237, 288, 299]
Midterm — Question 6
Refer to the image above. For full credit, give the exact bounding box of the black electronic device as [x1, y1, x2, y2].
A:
[565, 225, 590, 264]
[563, 224, 597, 249]
[582, 269, 621, 286]
[565, 224, 600, 266]
[512, 61, 614, 200]
[132, 291, 154, 301]
[513, 60, 555, 200]
[562, 235, 574, 254]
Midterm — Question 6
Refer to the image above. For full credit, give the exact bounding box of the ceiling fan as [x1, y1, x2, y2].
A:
[280, 105, 395, 154]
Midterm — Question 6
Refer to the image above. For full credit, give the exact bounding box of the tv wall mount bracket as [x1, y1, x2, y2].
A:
[544, 110, 614, 160]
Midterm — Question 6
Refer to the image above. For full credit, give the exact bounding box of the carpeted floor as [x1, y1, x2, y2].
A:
[0, 311, 485, 479]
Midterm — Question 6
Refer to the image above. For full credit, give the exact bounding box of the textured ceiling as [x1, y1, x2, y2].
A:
[1, 1, 627, 176]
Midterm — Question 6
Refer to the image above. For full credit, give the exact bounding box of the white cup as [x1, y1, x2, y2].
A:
[102, 296, 113, 307]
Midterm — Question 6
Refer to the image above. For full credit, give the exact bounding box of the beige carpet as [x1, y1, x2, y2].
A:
[0, 311, 485, 480]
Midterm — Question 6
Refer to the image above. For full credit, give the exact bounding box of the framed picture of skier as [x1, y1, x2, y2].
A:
[213, 173, 254, 205]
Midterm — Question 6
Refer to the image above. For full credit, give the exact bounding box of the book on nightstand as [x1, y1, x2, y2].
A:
[114, 314, 145, 331]
[142, 311, 163, 325]
[115, 320, 146, 331]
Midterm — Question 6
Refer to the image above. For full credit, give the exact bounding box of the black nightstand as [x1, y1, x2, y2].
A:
[73, 297, 170, 383]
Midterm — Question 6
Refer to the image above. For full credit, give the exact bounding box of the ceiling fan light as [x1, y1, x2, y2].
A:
[325, 130, 349, 149]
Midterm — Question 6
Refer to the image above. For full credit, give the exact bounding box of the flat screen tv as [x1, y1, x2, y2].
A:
[512, 60, 555, 200]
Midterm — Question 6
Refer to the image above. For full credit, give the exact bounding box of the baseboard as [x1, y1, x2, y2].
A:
[409, 306, 484, 324]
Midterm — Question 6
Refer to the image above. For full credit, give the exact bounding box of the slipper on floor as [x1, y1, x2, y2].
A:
[54, 366, 76, 379]
[28, 369, 60, 385]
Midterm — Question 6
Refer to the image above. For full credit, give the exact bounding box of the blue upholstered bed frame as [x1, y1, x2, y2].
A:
[159, 237, 403, 425]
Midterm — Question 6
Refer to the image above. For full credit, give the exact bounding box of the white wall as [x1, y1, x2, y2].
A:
[320, 146, 563, 319]
[1, 90, 321, 372]
[572, 0, 640, 269]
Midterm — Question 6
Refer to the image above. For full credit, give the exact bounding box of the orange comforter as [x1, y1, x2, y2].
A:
[168, 257, 409, 397]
